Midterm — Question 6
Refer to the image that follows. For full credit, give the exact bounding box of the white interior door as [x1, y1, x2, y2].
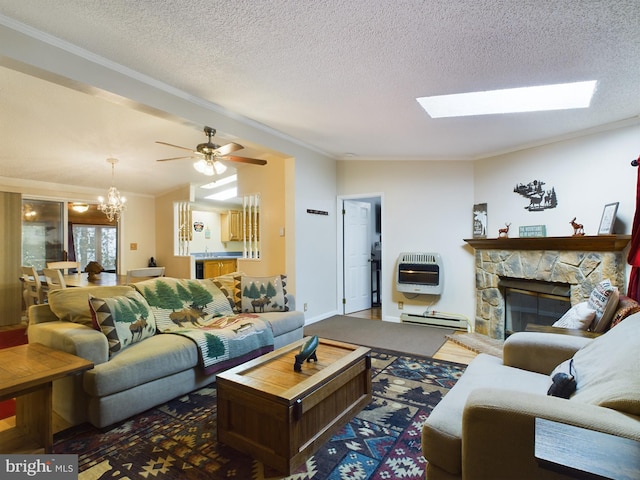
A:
[343, 200, 372, 314]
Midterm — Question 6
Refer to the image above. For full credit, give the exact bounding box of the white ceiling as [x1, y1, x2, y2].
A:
[0, 1, 639, 199]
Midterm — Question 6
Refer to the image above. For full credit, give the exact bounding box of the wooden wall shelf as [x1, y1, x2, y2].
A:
[464, 235, 631, 252]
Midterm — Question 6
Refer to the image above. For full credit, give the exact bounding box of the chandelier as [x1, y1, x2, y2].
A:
[193, 156, 227, 176]
[98, 158, 127, 221]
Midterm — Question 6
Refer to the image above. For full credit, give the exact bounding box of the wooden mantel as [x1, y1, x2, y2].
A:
[464, 235, 631, 252]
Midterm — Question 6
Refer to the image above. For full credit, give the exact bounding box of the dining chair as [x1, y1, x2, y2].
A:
[20, 265, 46, 307]
[42, 268, 67, 291]
[46, 261, 81, 274]
[126, 267, 165, 284]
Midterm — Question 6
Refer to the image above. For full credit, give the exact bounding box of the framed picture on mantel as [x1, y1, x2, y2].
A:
[473, 203, 487, 238]
[598, 202, 619, 235]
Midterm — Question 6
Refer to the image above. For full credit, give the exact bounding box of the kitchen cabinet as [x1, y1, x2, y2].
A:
[203, 258, 237, 278]
[221, 210, 259, 242]
[221, 210, 243, 242]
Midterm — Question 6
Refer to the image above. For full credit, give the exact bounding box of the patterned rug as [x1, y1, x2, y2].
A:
[54, 348, 466, 480]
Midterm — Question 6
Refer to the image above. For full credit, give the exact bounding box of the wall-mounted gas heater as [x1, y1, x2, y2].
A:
[397, 252, 469, 330]
[396, 252, 443, 295]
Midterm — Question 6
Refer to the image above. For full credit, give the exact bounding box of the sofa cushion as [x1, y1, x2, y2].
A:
[83, 334, 198, 397]
[587, 279, 619, 332]
[569, 313, 640, 415]
[422, 354, 550, 475]
[132, 277, 234, 330]
[210, 271, 243, 312]
[552, 302, 595, 330]
[89, 291, 156, 355]
[48, 286, 137, 326]
[239, 274, 289, 313]
[260, 310, 305, 337]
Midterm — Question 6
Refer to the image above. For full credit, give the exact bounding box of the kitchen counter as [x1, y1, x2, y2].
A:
[193, 252, 242, 260]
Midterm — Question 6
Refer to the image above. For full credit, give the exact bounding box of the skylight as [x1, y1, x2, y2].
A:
[205, 187, 238, 201]
[416, 81, 597, 118]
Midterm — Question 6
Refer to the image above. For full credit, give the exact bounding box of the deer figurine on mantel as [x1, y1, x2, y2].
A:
[498, 223, 511, 238]
[570, 217, 585, 236]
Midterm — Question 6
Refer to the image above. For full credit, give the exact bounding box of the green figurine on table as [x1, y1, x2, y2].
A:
[294, 335, 318, 372]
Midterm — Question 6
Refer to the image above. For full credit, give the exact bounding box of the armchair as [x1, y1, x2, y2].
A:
[422, 314, 640, 480]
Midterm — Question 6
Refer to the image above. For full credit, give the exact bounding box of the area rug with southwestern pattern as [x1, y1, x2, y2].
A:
[54, 348, 466, 480]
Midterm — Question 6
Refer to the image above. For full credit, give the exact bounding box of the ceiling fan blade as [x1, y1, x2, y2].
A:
[156, 155, 195, 162]
[225, 156, 268, 166]
[214, 142, 244, 156]
[156, 141, 196, 153]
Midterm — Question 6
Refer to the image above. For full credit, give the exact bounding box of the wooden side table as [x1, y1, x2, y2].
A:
[535, 417, 640, 480]
[0, 343, 93, 453]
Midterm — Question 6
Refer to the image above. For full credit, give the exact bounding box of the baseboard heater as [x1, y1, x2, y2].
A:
[401, 312, 468, 331]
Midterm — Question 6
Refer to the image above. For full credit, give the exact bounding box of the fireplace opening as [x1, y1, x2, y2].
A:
[500, 278, 571, 338]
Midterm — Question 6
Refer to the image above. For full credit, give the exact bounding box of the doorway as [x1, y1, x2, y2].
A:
[338, 195, 382, 315]
[21, 199, 119, 272]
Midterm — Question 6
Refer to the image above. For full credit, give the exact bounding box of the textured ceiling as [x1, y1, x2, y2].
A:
[0, 0, 638, 198]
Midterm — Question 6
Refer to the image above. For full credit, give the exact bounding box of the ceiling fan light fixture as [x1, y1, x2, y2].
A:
[193, 159, 213, 175]
[213, 160, 227, 175]
[193, 158, 227, 176]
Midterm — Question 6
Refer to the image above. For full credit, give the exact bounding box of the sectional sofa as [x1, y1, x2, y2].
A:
[28, 275, 304, 428]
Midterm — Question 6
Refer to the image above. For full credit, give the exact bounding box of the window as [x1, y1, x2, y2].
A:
[22, 199, 64, 271]
[72, 225, 117, 272]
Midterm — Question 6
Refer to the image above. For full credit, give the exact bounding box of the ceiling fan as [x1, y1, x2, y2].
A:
[156, 126, 267, 176]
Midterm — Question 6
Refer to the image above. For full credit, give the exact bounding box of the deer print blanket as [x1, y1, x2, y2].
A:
[134, 278, 274, 375]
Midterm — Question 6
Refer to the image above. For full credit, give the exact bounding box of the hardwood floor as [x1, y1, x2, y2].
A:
[346, 308, 478, 365]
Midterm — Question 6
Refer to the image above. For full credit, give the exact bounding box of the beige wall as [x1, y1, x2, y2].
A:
[337, 160, 475, 323]
[119, 195, 157, 271]
[237, 155, 289, 277]
[154, 185, 193, 279]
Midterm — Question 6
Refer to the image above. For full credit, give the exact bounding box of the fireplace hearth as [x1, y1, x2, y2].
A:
[465, 236, 629, 339]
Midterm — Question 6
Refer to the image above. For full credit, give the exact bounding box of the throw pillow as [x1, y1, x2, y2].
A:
[211, 271, 243, 313]
[552, 302, 596, 330]
[609, 295, 640, 329]
[240, 275, 289, 313]
[89, 291, 156, 355]
[132, 277, 235, 331]
[587, 279, 619, 332]
[569, 313, 640, 415]
[47, 286, 137, 326]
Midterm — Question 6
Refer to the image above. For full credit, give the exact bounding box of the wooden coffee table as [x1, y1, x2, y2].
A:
[217, 337, 372, 474]
[0, 343, 93, 453]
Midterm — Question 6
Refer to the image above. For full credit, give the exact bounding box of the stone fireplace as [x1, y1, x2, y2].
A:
[465, 236, 631, 339]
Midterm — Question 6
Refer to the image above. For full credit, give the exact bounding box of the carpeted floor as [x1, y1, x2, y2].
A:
[54, 348, 466, 480]
[304, 315, 454, 358]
